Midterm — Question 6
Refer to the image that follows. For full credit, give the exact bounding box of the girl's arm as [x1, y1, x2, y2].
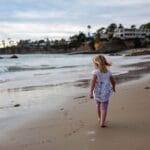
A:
[110, 76, 116, 92]
[90, 75, 97, 98]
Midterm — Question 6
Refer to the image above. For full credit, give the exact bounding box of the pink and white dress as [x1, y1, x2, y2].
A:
[92, 69, 112, 102]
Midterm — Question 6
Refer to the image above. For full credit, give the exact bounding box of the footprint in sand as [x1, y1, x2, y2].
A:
[60, 107, 64, 111]
[74, 96, 89, 104]
[21, 137, 53, 148]
[64, 127, 81, 137]
[64, 120, 84, 137]
[39, 138, 52, 144]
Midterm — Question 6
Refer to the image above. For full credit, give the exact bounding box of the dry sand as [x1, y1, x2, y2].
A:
[0, 76, 150, 150]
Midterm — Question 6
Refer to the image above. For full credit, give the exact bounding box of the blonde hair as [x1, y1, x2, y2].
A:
[93, 55, 111, 73]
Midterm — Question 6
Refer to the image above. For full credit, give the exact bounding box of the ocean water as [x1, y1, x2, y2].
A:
[0, 54, 149, 86]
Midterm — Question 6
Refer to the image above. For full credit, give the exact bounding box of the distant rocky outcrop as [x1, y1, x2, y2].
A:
[10, 55, 18, 59]
[96, 38, 127, 53]
[78, 38, 149, 54]
[74, 38, 127, 54]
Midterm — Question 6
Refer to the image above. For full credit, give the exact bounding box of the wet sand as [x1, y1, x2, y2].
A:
[74, 60, 150, 87]
[118, 48, 150, 56]
[0, 75, 150, 150]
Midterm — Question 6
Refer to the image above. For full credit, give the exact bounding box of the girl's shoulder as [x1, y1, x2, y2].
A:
[106, 69, 112, 76]
[92, 69, 100, 75]
[92, 69, 112, 76]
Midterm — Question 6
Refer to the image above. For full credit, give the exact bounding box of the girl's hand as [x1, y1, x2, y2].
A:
[112, 87, 116, 92]
[89, 92, 93, 99]
[90, 75, 96, 99]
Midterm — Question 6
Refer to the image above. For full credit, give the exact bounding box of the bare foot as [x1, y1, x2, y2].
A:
[100, 125, 107, 128]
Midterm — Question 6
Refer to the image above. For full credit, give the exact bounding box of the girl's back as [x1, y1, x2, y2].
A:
[92, 69, 112, 102]
[92, 69, 111, 83]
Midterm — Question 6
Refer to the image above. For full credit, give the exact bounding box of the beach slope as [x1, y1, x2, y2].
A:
[0, 76, 150, 150]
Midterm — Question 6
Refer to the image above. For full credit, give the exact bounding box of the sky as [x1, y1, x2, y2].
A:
[0, 0, 150, 40]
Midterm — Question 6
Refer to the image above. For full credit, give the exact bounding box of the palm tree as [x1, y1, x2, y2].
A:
[87, 25, 91, 37]
[118, 24, 124, 29]
[45, 37, 50, 50]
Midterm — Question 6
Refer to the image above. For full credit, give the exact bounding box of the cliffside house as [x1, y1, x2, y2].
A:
[113, 28, 150, 39]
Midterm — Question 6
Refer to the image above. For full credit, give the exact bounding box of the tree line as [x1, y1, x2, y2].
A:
[0, 22, 150, 53]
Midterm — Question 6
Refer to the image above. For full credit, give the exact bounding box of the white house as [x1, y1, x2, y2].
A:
[113, 28, 150, 39]
[100, 33, 109, 40]
[0, 39, 18, 48]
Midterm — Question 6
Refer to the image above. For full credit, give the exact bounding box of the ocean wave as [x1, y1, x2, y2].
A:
[0, 65, 86, 73]
[0, 67, 8, 74]
[8, 66, 56, 72]
[0, 82, 70, 92]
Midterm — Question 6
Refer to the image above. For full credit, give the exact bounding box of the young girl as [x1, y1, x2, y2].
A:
[90, 55, 116, 128]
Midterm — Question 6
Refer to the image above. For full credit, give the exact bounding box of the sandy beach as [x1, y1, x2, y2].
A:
[0, 72, 150, 150]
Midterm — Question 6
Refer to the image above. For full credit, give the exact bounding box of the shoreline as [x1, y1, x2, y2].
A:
[74, 60, 150, 88]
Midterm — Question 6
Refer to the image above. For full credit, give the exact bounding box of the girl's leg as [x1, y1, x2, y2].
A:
[100, 101, 109, 127]
[96, 101, 101, 120]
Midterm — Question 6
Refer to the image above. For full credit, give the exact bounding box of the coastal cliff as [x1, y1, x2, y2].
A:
[0, 38, 149, 54]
